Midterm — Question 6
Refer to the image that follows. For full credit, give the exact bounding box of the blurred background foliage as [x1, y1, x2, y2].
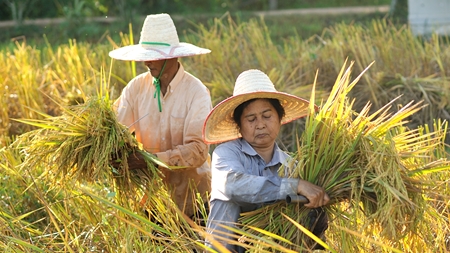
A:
[1, 0, 406, 46]
[1, 0, 393, 21]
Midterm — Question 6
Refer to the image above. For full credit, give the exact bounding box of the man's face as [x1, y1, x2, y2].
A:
[144, 60, 166, 77]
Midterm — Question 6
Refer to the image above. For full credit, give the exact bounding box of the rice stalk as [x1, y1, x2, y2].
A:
[11, 90, 167, 207]
[240, 60, 450, 251]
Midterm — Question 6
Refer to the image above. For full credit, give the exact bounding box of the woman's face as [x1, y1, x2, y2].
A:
[239, 99, 281, 149]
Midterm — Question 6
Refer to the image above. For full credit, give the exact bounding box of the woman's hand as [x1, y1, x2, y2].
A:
[297, 179, 330, 208]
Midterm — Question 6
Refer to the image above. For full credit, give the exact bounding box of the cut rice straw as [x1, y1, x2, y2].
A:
[240, 60, 450, 250]
[12, 90, 170, 207]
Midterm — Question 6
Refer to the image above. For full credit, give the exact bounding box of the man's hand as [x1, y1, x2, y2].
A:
[297, 179, 330, 208]
[127, 151, 148, 170]
[110, 150, 149, 171]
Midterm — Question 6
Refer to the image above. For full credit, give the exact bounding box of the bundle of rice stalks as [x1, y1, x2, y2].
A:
[240, 60, 450, 251]
[12, 93, 167, 205]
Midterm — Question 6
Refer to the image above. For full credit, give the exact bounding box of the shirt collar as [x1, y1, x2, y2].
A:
[167, 62, 184, 91]
[238, 138, 285, 166]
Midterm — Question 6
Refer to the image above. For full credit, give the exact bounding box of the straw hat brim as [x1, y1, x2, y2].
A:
[109, 42, 211, 61]
[203, 91, 315, 144]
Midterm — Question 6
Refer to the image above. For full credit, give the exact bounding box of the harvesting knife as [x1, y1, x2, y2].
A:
[286, 194, 309, 204]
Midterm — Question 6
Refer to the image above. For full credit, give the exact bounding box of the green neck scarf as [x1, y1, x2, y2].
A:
[153, 60, 167, 112]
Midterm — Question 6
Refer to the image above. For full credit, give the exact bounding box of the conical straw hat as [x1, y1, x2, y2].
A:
[203, 69, 313, 144]
[109, 13, 211, 61]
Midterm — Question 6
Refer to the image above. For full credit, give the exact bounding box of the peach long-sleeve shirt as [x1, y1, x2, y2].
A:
[114, 63, 211, 168]
[113, 63, 212, 216]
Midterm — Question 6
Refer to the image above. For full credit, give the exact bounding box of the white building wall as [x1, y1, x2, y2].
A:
[408, 0, 450, 36]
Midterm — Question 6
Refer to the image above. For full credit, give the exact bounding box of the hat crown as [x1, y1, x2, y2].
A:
[138, 14, 180, 46]
[233, 69, 277, 96]
[109, 13, 210, 61]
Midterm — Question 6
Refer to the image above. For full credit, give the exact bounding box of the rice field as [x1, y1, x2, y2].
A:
[1, 14, 450, 252]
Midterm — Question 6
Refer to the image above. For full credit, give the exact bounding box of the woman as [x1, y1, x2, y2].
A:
[202, 69, 330, 252]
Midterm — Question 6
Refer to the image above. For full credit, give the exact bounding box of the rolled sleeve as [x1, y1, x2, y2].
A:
[278, 178, 300, 201]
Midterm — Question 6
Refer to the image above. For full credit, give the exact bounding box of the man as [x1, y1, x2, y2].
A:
[109, 13, 212, 220]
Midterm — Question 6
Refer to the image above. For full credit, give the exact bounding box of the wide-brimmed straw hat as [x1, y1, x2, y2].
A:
[203, 69, 314, 144]
[109, 13, 211, 61]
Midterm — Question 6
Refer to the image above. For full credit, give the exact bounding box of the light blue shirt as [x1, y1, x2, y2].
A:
[206, 138, 299, 251]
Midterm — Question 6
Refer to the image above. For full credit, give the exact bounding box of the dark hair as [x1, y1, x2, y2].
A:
[233, 98, 285, 128]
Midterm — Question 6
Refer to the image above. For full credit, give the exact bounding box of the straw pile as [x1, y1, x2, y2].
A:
[13, 94, 166, 197]
[240, 61, 450, 250]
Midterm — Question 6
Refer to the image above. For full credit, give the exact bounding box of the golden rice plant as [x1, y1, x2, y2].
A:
[320, 20, 450, 135]
[0, 142, 45, 252]
[239, 60, 450, 252]
[182, 13, 322, 106]
[0, 38, 134, 138]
